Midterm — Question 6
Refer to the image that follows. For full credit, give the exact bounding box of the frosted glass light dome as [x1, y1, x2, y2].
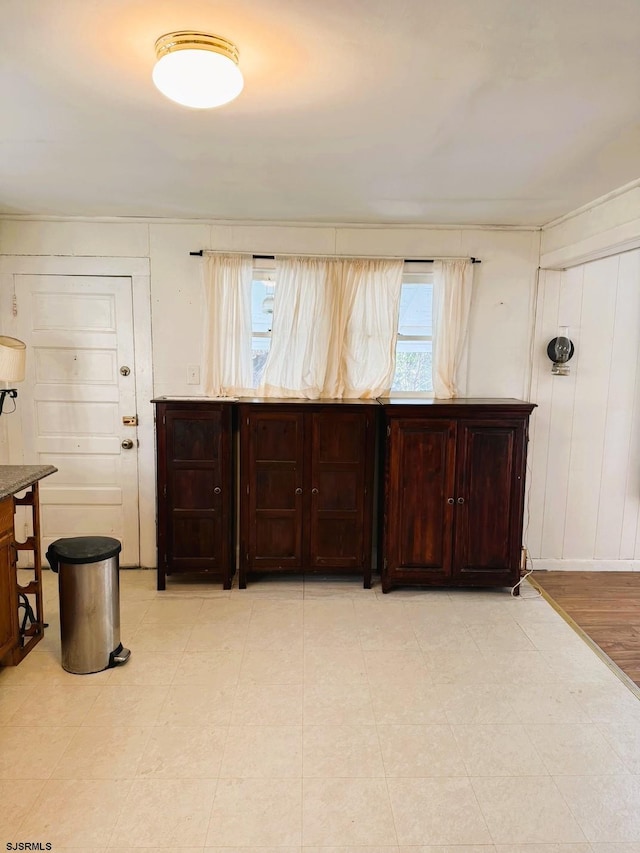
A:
[152, 32, 244, 109]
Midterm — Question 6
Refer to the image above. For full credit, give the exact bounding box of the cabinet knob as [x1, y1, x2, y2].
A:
[312, 488, 319, 495]
[457, 497, 465, 504]
[295, 487, 303, 495]
[214, 487, 222, 495]
[447, 497, 454, 505]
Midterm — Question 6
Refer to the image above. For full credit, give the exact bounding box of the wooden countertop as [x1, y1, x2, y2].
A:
[152, 396, 238, 402]
[0, 465, 57, 501]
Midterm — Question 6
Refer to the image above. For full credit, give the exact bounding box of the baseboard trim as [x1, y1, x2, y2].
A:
[531, 559, 640, 571]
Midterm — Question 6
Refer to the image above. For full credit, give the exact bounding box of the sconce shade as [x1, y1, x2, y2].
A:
[0, 336, 26, 382]
[152, 31, 244, 109]
[547, 326, 574, 375]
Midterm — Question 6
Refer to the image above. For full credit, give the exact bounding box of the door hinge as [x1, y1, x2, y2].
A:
[246, 484, 249, 495]
[12, 293, 17, 317]
[386, 425, 391, 437]
[383, 557, 388, 570]
[162, 414, 166, 425]
[163, 485, 167, 497]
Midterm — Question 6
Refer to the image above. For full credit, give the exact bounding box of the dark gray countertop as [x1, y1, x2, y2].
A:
[0, 465, 57, 501]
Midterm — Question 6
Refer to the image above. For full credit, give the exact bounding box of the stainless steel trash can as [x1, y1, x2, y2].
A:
[46, 536, 131, 674]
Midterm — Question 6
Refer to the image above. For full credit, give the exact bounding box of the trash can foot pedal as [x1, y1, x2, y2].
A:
[109, 643, 131, 667]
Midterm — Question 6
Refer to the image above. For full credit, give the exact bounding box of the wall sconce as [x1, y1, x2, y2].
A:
[547, 326, 574, 376]
[0, 336, 26, 414]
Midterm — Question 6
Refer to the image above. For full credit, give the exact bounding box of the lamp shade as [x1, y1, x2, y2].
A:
[152, 31, 244, 109]
[0, 336, 26, 382]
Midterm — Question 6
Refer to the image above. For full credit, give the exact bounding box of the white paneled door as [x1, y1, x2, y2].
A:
[15, 275, 140, 565]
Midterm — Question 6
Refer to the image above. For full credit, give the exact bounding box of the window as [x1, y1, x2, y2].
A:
[250, 263, 433, 394]
[392, 270, 433, 394]
[251, 270, 275, 388]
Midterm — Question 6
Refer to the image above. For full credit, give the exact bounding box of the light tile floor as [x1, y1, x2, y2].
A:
[2, 569, 640, 851]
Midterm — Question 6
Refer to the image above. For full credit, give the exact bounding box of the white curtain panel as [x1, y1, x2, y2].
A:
[259, 256, 403, 399]
[339, 258, 404, 398]
[258, 257, 337, 398]
[432, 258, 474, 398]
[203, 253, 253, 396]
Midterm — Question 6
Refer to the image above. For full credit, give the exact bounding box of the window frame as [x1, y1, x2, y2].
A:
[391, 265, 434, 398]
[251, 263, 276, 389]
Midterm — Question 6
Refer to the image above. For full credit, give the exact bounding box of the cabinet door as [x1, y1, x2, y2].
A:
[243, 410, 305, 570]
[453, 419, 525, 584]
[308, 409, 374, 571]
[384, 418, 456, 583]
[164, 407, 230, 574]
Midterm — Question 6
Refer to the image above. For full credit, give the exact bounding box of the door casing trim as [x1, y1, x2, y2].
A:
[0, 255, 155, 568]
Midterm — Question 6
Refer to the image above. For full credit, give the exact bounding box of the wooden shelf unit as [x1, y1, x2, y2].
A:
[0, 481, 46, 665]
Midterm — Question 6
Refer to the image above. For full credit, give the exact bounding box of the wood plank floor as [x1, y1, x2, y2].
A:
[532, 571, 640, 687]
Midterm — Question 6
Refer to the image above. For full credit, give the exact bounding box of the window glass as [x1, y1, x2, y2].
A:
[392, 279, 433, 393]
[251, 277, 274, 387]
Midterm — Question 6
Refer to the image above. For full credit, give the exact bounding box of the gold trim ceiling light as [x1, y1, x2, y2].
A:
[152, 31, 244, 109]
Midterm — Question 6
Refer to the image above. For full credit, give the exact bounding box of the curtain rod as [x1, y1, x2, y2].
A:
[189, 250, 480, 263]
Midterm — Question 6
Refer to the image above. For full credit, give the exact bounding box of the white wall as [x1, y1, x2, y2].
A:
[528, 251, 640, 569]
[5, 214, 640, 572]
[0, 217, 541, 400]
[0, 215, 540, 568]
[149, 222, 541, 399]
[533, 181, 640, 569]
[541, 180, 640, 270]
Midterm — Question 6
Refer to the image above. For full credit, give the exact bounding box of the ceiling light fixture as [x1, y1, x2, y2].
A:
[152, 31, 244, 109]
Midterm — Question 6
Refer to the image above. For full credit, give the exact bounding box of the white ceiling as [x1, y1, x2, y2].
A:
[1, 0, 639, 226]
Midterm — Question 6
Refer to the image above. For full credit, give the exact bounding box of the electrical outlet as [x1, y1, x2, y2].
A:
[187, 365, 200, 385]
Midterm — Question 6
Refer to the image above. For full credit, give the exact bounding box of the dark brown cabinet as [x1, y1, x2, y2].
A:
[238, 401, 376, 588]
[154, 400, 235, 590]
[380, 399, 535, 593]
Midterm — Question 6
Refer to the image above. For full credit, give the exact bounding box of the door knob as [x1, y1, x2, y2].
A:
[120, 366, 131, 376]
[457, 497, 465, 504]
[121, 439, 134, 450]
[312, 488, 319, 495]
[214, 487, 222, 495]
[447, 497, 454, 505]
[295, 487, 303, 495]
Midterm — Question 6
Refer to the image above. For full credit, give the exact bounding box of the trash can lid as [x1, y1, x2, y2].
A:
[47, 536, 122, 564]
